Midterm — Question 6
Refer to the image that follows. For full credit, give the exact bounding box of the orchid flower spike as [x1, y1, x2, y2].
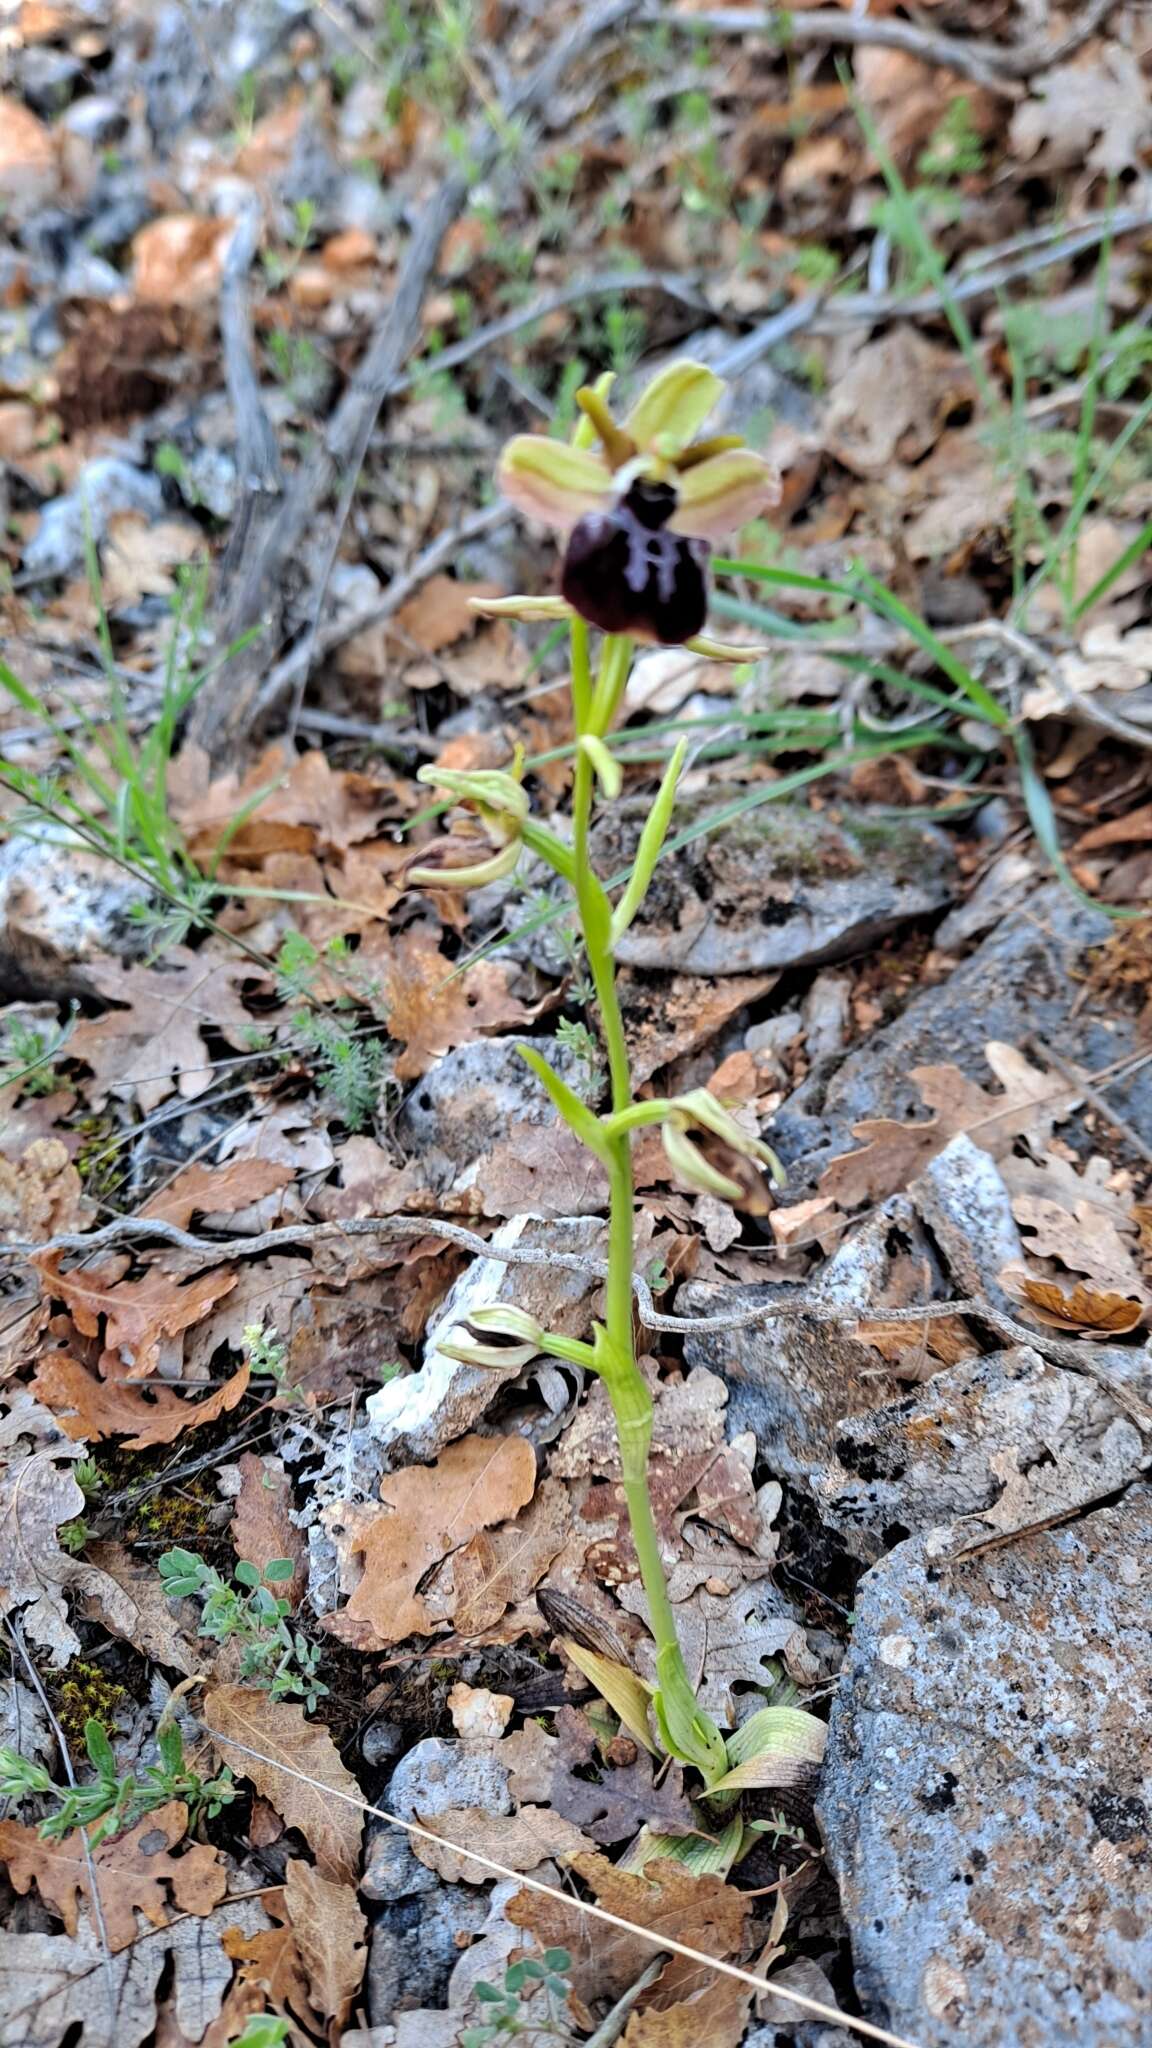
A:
[494, 360, 778, 645]
[661, 1089, 785, 1215]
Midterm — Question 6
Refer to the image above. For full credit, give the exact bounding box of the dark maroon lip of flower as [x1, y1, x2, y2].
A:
[560, 477, 710, 644]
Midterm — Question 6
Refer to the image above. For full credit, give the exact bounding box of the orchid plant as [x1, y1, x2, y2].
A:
[405, 361, 819, 1830]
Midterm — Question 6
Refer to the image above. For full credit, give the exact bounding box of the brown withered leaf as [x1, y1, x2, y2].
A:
[142, 1159, 295, 1229]
[820, 1043, 1076, 1209]
[0, 1802, 225, 1951]
[0, 1445, 137, 1663]
[1012, 1192, 1147, 1297]
[508, 1852, 751, 2020]
[0, 1139, 89, 1241]
[549, 1707, 696, 1846]
[230, 1453, 307, 1606]
[31, 1348, 250, 1449]
[622, 1970, 754, 2048]
[1015, 1276, 1145, 1338]
[412, 1804, 594, 1884]
[68, 950, 262, 1113]
[394, 573, 502, 652]
[376, 930, 536, 1081]
[451, 1475, 570, 1636]
[36, 1253, 237, 1377]
[216, 1913, 312, 2040]
[324, 1432, 536, 1649]
[204, 1688, 362, 1883]
[83, 1539, 201, 1675]
[283, 1858, 367, 2035]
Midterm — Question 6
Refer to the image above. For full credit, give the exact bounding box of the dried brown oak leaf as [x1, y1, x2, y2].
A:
[376, 929, 536, 1081]
[0, 1139, 89, 1241]
[548, 1706, 696, 1846]
[412, 1804, 595, 1884]
[0, 1801, 225, 1952]
[450, 1474, 570, 1637]
[323, 1431, 536, 1649]
[230, 1453, 307, 1606]
[141, 1158, 295, 1230]
[203, 1687, 362, 1883]
[82, 1539, 201, 1675]
[1014, 1275, 1145, 1338]
[31, 1346, 250, 1449]
[35, 1253, 237, 1378]
[283, 1858, 367, 2035]
[622, 1968, 755, 2048]
[0, 1445, 136, 1663]
[67, 951, 263, 1113]
[173, 742, 404, 862]
[0, 1924, 164, 2048]
[819, 1042, 1076, 1209]
[508, 1851, 751, 2021]
[1011, 48, 1152, 178]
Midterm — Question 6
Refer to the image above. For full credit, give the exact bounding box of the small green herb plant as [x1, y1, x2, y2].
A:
[234, 2019, 290, 2048]
[159, 1548, 327, 1712]
[462, 1950, 574, 2046]
[0, 1716, 235, 1846]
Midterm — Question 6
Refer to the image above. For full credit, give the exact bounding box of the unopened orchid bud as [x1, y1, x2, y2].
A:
[437, 1305, 544, 1370]
[416, 763, 530, 831]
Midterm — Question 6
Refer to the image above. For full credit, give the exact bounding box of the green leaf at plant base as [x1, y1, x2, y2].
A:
[622, 1816, 745, 1880]
[705, 1706, 827, 1796]
[516, 1043, 610, 1160]
[559, 1640, 659, 1755]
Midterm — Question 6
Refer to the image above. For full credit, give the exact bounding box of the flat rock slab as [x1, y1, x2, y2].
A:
[773, 883, 1152, 1187]
[595, 795, 954, 975]
[818, 1488, 1152, 2048]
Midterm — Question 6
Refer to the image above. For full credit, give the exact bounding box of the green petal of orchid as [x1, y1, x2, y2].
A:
[416, 764, 530, 823]
[497, 436, 613, 531]
[405, 837, 522, 890]
[624, 359, 724, 454]
[669, 448, 779, 540]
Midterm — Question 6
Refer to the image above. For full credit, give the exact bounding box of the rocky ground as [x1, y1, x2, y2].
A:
[1, 5, 1151, 2048]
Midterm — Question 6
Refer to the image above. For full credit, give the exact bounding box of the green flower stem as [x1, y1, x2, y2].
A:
[569, 628, 725, 1784]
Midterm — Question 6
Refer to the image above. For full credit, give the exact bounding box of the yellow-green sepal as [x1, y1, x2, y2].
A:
[653, 1644, 729, 1785]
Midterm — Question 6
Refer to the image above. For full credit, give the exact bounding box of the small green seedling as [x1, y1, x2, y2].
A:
[461, 1949, 574, 2045]
[0, 1716, 235, 1847]
[159, 1548, 326, 1712]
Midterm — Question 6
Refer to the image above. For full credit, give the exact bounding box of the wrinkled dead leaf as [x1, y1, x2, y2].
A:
[394, 574, 502, 652]
[0, 1446, 136, 1663]
[31, 1348, 250, 1450]
[1012, 1274, 1145, 1338]
[204, 1687, 362, 1884]
[508, 1851, 751, 2021]
[324, 1432, 536, 1647]
[0, 1140, 89, 1241]
[1011, 49, 1152, 177]
[548, 1707, 696, 1846]
[230, 1453, 307, 1606]
[132, 214, 234, 306]
[0, 1924, 165, 2048]
[82, 1540, 201, 1675]
[282, 1858, 367, 2035]
[68, 952, 262, 1113]
[35, 1253, 237, 1378]
[412, 1803, 594, 1883]
[377, 931, 537, 1081]
[142, 1159, 296, 1230]
[820, 1042, 1075, 1209]
[450, 1475, 570, 1636]
[0, 1802, 225, 1952]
